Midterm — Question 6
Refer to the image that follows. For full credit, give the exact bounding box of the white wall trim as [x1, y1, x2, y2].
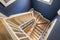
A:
[0, 0, 16, 7]
[37, 0, 53, 5]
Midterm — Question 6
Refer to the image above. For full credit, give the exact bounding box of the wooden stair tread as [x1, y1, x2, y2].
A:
[11, 27, 22, 33]
[0, 21, 13, 40]
[24, 22, 34, 34]
[14, 13, 33, 25]
[20, 37, 30, 40]
[16, 34, 26, 38]
[7, 18, 20, 25]
[35, 26, 43, 33]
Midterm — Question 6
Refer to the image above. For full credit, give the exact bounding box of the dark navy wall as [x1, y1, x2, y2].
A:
[0, 0, 31, 16]
[47, 16, 60, 40]
[32, 0, 60, 21]
[0, 0, 60, 20]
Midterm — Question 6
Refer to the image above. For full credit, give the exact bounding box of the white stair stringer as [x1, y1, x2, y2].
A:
[41, 18, 57, 40]
[2, 18, 32, 40]
[5, 11, 34, 26]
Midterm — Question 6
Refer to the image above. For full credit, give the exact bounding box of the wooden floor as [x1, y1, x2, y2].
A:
[0, 21, 13, 40]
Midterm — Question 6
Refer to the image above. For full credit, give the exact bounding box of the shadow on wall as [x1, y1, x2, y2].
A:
[32, 0, 60, 21]
[47, 16, 60, 40]
[0, 0, 31, 16]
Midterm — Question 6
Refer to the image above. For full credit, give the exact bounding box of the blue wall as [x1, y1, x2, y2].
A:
[0, 0, 31, 16]
[32, 0, 60, 21]
[47, 16, 60, 40]
[0, 0, 60, 21]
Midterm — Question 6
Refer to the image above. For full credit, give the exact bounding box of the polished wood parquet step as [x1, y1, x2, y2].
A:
[0, 15, 2, 17]
[16, 34, 26, 38]
[0, 20, 13, 40]
[20, 37, 30, 40]
[32, 30, 40, 37]
[9, 23, 31, 40]
[6, 12, 33, 27]
[36, 24, 47, 31]
[24, 22, 34, 34]
[28, 10, 50, 40]
[1, 18, 32, 40]
[12, 27, 23, 33]
[14, 13, 33, 24]
[35, 26, 43, 33]
[7, 18, 20, 25]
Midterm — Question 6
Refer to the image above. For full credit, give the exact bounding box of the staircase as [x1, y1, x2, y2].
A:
[22, 10, 50, 40]
[0, 19, 13, 40]
[1, 18, 32, 40]
[10, 25, 31, 40]
[2, 10, 51, 40]
[0, 9, 57, 40]
[29, 17, 49, 40]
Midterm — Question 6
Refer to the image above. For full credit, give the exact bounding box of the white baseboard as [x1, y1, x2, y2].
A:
[0, 12, 7, 17]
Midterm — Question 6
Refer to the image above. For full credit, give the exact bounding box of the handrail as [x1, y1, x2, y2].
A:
[20, 19, 35, 30]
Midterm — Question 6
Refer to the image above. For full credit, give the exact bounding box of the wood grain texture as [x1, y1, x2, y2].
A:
[0, 21, 13, 40]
